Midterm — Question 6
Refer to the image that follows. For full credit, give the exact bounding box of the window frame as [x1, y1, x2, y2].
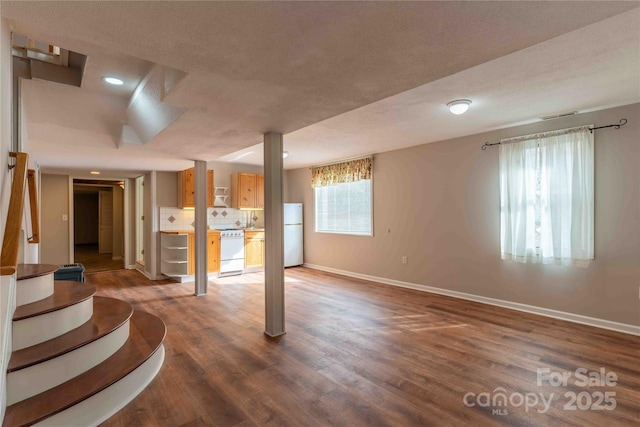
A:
[499, 125, 594, 266]
[313, 177, 374, 237]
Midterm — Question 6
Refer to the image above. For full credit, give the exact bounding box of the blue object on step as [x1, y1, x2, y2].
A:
[54, 263, 85, 282]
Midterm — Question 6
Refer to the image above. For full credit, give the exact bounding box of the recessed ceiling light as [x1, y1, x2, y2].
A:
[283, 151, 289, 159]
[90, 171, 100, 175]
[103, 76, 124, 86]
[447, 99, 472, 115]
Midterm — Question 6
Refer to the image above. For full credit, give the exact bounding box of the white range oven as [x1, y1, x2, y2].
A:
[219, 229, 245, 277]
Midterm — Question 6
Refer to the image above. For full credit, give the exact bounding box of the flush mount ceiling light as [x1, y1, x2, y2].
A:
[447, 99, 472, 115]
[103, 76, 124, 86]
[90, 171, 100, 175]
[283, 151, 289, 159]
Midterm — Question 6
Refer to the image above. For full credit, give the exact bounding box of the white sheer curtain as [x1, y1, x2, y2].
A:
[500, 125, 594, 267]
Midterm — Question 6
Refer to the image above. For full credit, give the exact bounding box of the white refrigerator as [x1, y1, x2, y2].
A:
[284, 203, 303, 267]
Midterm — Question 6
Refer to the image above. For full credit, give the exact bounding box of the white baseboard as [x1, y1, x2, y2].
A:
[135, 267, 154, 280]
[303, 263, 640, 336]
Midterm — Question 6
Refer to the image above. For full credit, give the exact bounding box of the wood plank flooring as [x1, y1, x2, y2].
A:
[90, 267, 639, 427]
[74, 244, 124, 273]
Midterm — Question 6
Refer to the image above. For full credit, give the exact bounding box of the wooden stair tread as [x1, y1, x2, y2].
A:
[16, 264, 58, 281]
[8, 297, 134, 372]
[13, 281, 96, 321]
[3, 310, 166, 427]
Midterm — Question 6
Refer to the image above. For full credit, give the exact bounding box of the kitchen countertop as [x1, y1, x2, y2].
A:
[160, 228, 265, 234]
[160, 230, 221, 234]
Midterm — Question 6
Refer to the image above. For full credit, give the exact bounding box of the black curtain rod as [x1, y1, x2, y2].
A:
[481, 118, 628, 150]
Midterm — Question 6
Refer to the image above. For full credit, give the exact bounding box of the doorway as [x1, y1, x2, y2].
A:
[73, 180, 125, 273]
[135, 175, 144, 267]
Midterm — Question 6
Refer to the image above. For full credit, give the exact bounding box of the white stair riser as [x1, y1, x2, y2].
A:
[34, 345, 165, 427]
[7, 320, 130, 405]
[12, 299, 93, 351]
[16, 275, 55, 306]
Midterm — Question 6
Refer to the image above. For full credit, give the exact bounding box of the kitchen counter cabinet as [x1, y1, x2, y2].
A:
[160, 233, 189, 277]
[244, 230, 265, 270]
[207, 232, 220, 273]
[178, 168, 215, 208]
[161, 231, 220, 277]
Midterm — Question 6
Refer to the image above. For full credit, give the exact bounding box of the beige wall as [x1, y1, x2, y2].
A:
[0, 19, 12, 420]
[41, 174, 70, 265]
[287, 103, 640, 326]
[156, 171, 177, 207]
[0, 18, 12, 245]
[207, 160, 263, 190]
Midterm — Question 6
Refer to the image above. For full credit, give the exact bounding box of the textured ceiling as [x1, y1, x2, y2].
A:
[1, 1, 639, 175]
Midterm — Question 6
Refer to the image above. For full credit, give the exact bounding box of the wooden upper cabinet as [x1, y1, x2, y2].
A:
[231, 172, 264, 209]
[178, 168, 214, 208]
[256, 174, 264, 209]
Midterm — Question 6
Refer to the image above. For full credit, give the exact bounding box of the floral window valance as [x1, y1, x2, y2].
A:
[311, 157, 372, 188]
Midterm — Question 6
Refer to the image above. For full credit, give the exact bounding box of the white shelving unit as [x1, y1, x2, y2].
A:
[160, 233, 189, 277]
[213, 186, 229, 207]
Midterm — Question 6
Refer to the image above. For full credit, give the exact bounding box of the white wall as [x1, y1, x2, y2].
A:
[40, 174, 70, 265]
[112, 185, 124, 260]
[287, 103, 640, 327]
[0, 17, 15, 422]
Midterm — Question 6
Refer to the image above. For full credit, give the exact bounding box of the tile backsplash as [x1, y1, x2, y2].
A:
[159, 207, 264, 231]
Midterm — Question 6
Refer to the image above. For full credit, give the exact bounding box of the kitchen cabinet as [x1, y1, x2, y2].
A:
[207, 232, 220, 273]
[188, 233, 195, 275]
[188, 231, 221, 275]
[177, 168, 215, 208]
[160, 232, 189, 277]
[231, 173, 264, 209]
[244, 230, 265, 269]
[256, 174, 264, 208]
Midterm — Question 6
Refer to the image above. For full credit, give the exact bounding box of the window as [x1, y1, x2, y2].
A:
[312, 158, 373, 236]
[499, 126, 594, 267]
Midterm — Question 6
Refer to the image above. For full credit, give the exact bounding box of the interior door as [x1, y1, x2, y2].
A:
[98, 190, 113, 254]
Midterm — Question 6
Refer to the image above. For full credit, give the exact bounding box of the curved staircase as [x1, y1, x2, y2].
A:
[2, 264, 166, 426]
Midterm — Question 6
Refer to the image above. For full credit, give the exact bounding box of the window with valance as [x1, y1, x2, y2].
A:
[312, 157, 373, 236]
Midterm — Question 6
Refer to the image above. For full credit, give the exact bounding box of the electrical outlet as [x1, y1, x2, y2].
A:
[62, 214, 68, 222]
[401, 256, 407, 264]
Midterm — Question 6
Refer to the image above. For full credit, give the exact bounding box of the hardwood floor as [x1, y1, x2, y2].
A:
[74, 244, 124, 273]
[89, 267, 639, 427]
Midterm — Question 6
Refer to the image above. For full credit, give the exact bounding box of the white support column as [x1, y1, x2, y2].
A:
[264, 132, 285, 337]
[148, 171, 158, 278]
[194, 160, 208, 296]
